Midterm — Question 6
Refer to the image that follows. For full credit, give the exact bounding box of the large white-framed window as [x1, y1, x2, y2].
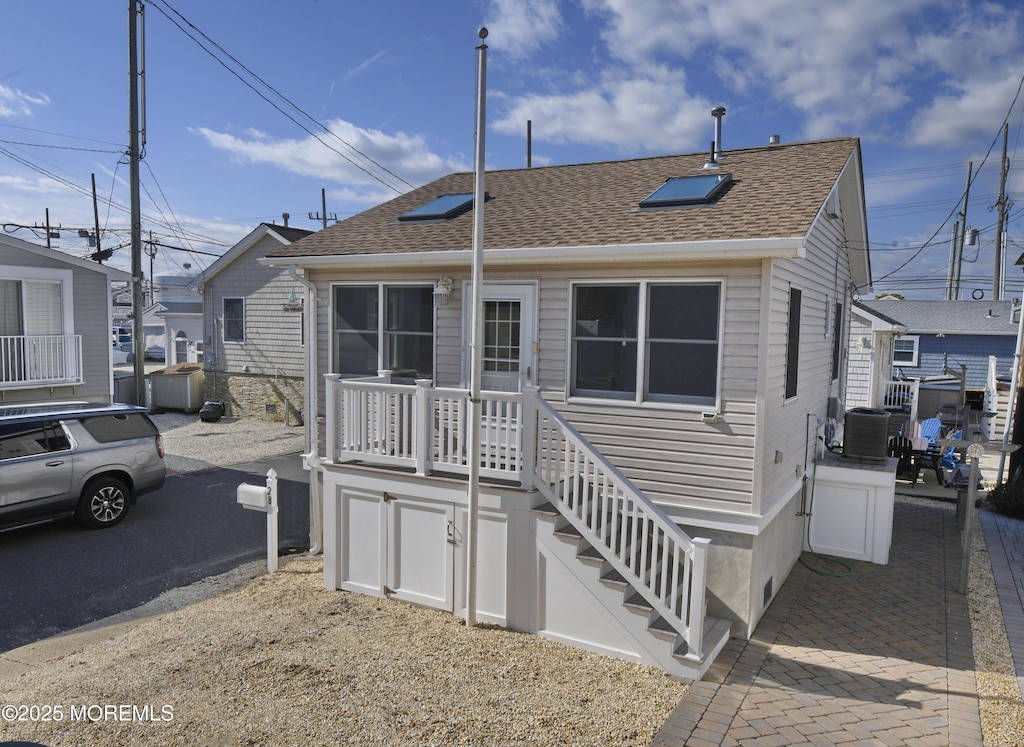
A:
[570, 279, 723, 408]
[332, 283, 434, 379]
[893, 335, 919, 367]
[223, 297, 245, 343]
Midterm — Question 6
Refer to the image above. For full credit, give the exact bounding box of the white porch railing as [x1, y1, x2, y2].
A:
[882, 379, 919, 421]
[324, 373, 713, 662]
[0, 334, 83, 387]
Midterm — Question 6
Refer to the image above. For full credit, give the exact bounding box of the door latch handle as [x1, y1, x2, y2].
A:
[45, 461, 65, 467]
[446, 521, 457, 545]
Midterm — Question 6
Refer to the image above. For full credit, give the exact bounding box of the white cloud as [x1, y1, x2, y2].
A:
[484, 0, 562, 57]
[491, 0, 1023, 150]
[906, 73, 1024, 148]
[493, 67, 713, 151]
[193, 119, 469, 201]
[0, 85, 50, 118]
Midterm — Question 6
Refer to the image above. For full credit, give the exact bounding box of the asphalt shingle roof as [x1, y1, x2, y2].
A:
[268, 138, 859, 259]
[858, 299, 1019, 335]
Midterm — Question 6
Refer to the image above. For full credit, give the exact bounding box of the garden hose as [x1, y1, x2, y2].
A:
[800, 461, 854, 577]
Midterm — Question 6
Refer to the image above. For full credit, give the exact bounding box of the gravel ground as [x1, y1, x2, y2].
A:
[0, 417, 1021, 745]
[151, 412, 306, 474]
[0, 560, 685, 746]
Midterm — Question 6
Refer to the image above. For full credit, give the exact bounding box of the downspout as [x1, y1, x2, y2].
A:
[289, 264, 323, 555]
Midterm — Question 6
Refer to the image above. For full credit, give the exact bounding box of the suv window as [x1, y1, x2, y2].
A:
[79, 413, 158, 443]
[0, 420, 71, 460]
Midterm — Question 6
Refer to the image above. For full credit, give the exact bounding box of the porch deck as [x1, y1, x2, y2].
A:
[323, 373, 728, 677]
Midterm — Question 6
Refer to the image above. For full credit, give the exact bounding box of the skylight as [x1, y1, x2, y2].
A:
[399, 193, 475, 222]
[639, 173, 731, 208]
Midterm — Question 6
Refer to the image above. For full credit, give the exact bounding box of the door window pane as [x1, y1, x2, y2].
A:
[484, 301, 520, 373]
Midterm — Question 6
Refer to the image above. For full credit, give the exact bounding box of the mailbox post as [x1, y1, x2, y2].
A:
[237, 468, 279, 574]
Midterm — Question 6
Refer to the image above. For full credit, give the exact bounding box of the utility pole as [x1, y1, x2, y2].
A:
[91, 173, 104, 261]
[129, 0, 145, 404]
[308, 188, 337, 229]
[948, 162, 972, 301]
[993, 123, 1010, 301]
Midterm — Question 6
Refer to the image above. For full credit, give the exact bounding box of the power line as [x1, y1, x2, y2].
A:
[146, 0, 415, 195]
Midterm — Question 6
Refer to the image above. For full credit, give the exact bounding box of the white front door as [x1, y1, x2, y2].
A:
[463, 282, 537, 392]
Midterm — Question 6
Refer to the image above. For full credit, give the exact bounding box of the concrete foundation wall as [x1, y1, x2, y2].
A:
[204, 370, 304, 424]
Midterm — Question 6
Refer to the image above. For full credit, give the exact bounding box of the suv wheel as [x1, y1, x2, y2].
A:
[77, 477, 130, 528]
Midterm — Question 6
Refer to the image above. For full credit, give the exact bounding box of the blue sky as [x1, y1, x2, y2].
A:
[1, 0, 1023, 300]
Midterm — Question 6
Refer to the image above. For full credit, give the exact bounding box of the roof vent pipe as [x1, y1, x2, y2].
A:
[769, 134, 780, 145]
[282, 212, 290, 227]
[702, 141, 719, 169]
[711, 106, 726, 161]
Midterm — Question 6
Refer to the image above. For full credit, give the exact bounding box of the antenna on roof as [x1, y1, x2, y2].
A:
[527, 119, 532, 168]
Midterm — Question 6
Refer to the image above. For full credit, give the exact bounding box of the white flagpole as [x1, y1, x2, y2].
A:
[466, 27, 488, 628]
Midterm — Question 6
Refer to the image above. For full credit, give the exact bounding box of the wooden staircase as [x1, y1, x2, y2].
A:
[532, 500, 730, 680]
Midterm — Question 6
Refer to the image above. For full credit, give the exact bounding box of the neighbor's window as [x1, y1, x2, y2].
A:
[571, 281, 721, 406]
[893, 336, 919, 367]
[332, 284, 433, 379]
[223, 298, 245, 343]
[785, 288, 802, 399]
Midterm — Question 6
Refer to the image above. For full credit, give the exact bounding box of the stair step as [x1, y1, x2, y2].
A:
[576, 544, 605, 566]
[674, 616, 732, 663]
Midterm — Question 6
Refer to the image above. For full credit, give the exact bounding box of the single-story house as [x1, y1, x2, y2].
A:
[0, 233, 130, 405]
[854, 299, 1018, 429]
[196, 222, 313, 422]
[265, 137, 873, 679]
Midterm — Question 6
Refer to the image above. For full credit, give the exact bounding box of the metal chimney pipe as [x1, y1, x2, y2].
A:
[282, 212, 290, 227]
[711, 107, 726, 161]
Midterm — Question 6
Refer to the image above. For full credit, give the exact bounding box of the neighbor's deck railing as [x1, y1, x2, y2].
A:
[0, 334, 83, 388]
[324, 373, 713, 661]
[882, 379, 919, 422]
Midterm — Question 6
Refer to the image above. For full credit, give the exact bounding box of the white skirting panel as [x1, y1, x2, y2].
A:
[807, 455, 897, 565]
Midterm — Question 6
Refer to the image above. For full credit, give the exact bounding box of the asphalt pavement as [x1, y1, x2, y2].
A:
[0, 452, 309, 654]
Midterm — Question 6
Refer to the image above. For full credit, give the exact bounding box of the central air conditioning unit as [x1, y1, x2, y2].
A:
[842, 407, 890, 462]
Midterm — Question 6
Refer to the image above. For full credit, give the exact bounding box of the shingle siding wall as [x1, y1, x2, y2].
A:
[845, 315, 873, 410]
[202, 234, 305, 419]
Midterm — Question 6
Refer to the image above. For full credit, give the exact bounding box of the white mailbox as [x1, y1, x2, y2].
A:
[237, 482, 270, 510]
[237, 469, 279, 574]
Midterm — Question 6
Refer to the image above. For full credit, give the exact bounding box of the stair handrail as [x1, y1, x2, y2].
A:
[525, 387, 711, 661]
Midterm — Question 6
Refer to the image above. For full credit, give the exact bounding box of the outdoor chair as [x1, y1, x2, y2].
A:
[920, 417, 943, 445]
[887, 436, 919, 484]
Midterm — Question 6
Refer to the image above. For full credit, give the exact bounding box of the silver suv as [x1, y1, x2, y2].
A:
[0, 402, 166, 530]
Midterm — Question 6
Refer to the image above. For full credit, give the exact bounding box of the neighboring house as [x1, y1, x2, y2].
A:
[265, 137, 872, 679]
[0, 233, 130, 405]
[196, 222, 313, 422]
[855, 300, 1018, 430]
[856, 300, 1017, 389]
[156, 301, 204, 364]
[846, 301, 907, 414]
